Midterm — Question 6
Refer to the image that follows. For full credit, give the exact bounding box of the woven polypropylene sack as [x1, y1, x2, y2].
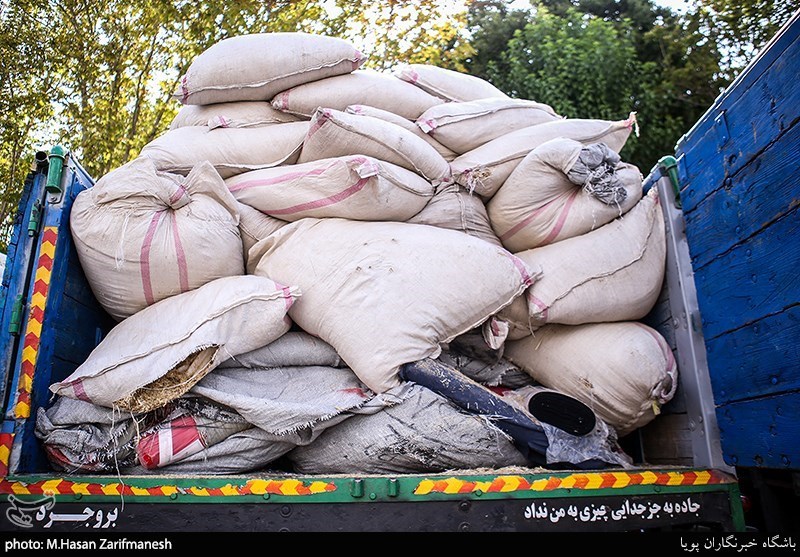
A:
[287, 384, 527, 474]
[416, 98, 561, 154]
[50, 276, 299, 412]
[504, 321, 678, 435]
[70, 158, 244, 321]
[170, 101, 299, 130]
[406, 183, 501, 247]
[513, 188, 665, 328]
[271, 70, 444, 120]
[298, 108, 451, 185]
[250, 219, 534, 392]
[487, 138, 643, 252]
[394, 64, 509, 102]
[226, 156, 433, 222]
[346, 104, 457, 161]
[451, 113, 637, 198]
[140, 122, 309, 178]
[174, 32, 365, 105]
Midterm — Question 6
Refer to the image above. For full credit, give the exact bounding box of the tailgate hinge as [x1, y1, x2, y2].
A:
[8, 295, 24, 335]
[27, 199, 42, 237]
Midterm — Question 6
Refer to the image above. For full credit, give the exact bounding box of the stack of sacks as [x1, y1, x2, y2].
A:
[52, 30, 676, 477]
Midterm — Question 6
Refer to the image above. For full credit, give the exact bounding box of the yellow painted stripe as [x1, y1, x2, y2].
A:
[279, 479, 300, 496]
[26, 317, 43, 339]
[41, 479, 63, 495]
[667, 472, 684, 486]
[189, 487, 210, 496]
[21, 346, 37, 365]
[613, 472, 631, 488]
[220, 484, 240, 496]
[640, 471, 658, 485]
[71, 483, 91, 496]
[500, 476, 521, 492]
[160, 485, 178, 497]
[415, 479, 434, 495]
[0, 446, 9, 464]
[30, 291, 46, 311]
[694, 470, 711, 485]
[128, 486, 150, 496]
[474, 480, 492, 493]
[14, 401, 30, 419]
[246, 479, 269, 495]
[443, 478, 464, 494]
[309, 481, 330, 494]
[585, 474, 603, 489]
[19, 374, 33, 393]
[11, 483, 29, 495]
[39, 239, 56, 260]
[560, 475, 577, 489]
[101, 483, 120, 496]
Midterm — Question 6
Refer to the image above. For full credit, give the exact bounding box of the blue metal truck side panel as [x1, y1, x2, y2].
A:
[1, 156, 113, 474]
[675, 11, 800, 469]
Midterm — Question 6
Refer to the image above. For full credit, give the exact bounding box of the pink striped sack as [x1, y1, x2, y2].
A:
[226, 156, 434, 222]
[174, 32, 366, 106]
[487, 138, 643, 253]
[451, 113, 638, 198]
[394, 64, 509, 102]
[137, 412, 249, 469]
[416, 98, 562, 154]
[271, 70, 444, 120]
[250, 219, 535, 393]
[504, 322, 678, 435]
[298, 108, 452, 186]
[498, 188, 666, 333]
[345, 105, 457, 161]
[50, 276, 299, 412]
[70, 157, 244, 321]
[140, 122, 309, 179]
[170, 101, 299, 130]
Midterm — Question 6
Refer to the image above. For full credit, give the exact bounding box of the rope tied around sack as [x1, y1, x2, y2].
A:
[567, 143, 627, 206]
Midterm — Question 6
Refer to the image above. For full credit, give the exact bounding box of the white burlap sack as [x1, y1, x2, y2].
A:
[451, 113, 638, 198]
[346, 104, 457, 161]
[174, 32, 365, 105]
[250, 219, 534, 393]
[416, 98, 561, 154]
[513, 188, 665, 328]
[394, 64, 508, 102]
[236, 202, 286, 265]
[169, 102, 299, 130]
[226, 156, 433, 222]
[487, 138, 643, 252]
[50, 276, 299, 412]
[271, 70, 444, 120]
[298, 108, 451, 185]
[70, 158, 244, 321]
[140, 122, 309, 179]
[504, 322, 678, 435]
[406, 183, 501, 247]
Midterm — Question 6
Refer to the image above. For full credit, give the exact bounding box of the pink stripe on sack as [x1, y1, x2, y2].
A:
[168, 184, 188, 206]
[277, 90, 290, 111]
[633, 322, 676, 372]
[266, 176, 372, 216]
[407, 69, 419, 84]
[306, 109, 332, 139]
[490, 318, 500, 336]
[218, 116, 230, 128]
[502, 252, 535, 287]
[181, 75, 190, 104]
[70, 378, 91, 402]
[273, 282, 295, 310]
[352, 50, 363, 71]
[350, 105, 364, 114]
[140, 211, 164, 306]
[540, 189, 579, 246]
[169, 212, 190, 294]
[228, 160, 341, 192]
[498, 197, 561, 243]
[526, 292, 549, 322]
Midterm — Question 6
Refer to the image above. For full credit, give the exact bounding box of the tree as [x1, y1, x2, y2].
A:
[462, 0, 531, 79]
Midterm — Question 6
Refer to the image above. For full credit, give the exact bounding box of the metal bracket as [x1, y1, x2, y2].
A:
[714, 112, 730, 148]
